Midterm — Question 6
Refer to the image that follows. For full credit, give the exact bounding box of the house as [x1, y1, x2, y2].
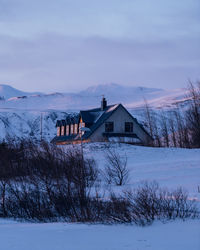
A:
[51, 97, 152, 145]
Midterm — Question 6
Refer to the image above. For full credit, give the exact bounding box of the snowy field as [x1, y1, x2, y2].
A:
[1, 143, 200, 250]
[85, 143, 200, 198]
[0, 219, 199, 250]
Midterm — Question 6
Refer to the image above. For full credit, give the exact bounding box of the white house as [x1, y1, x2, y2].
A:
[52, 97, 152, 145]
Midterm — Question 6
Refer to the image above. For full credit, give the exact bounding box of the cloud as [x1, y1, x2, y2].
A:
[0, 33, 199, 92]
[0, 0, 199, 91]
[0, 0, 199, 39]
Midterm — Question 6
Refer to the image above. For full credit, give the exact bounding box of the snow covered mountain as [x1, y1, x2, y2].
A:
[0, 83, 188, 141]
[0, 83, 187, 111]
[0, 84, 41, 100]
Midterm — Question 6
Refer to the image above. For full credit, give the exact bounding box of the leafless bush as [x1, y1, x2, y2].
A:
[143, 81, 200, 148]
[0, 140, 100, 221]
[104, 148, 129, 186]
[127, 182, 198, 225]
[0, 141, 198, 224]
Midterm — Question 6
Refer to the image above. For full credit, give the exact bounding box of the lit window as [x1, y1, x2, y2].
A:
[74, 124, 78, 134]
[61, 126, 65, 136]
[57, 127, 61, 136]
[66, 125, 69, 136]
[71, 124, 74, 134]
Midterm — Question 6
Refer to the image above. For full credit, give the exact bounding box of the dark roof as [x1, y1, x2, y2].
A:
[61, 120, 66, 126]
[80, 104, 115, 124]
[70, 115, 79, 124]
[56, 120, 61, 127]
[65, 117, 71, 125]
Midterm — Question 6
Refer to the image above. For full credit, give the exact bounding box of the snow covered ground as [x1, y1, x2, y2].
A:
[1, 143, 199, 249]
[84, 143, 200, 198]
[0, 219, 199, 250]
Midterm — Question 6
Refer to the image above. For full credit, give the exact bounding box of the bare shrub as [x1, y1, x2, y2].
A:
[100, 182, 199, 225]
[0, 140, 198, 224]
[0, 140, 100, 222]
[129, 182, 198, 225]
[104, 148, 129, 186]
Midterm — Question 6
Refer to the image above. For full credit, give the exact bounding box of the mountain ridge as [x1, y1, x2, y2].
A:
[0, 83, 186, 111]
[0, 84, 42, 100]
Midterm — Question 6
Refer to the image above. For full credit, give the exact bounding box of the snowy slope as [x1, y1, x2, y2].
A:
[0, 110, 71, 141]
[84, 143, 200, 198]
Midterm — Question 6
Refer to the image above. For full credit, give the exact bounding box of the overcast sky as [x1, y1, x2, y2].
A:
[0, 0, 199, 92]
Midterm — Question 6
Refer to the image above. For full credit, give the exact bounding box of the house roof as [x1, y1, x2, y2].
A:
[80, 105, 117, 123]
[56, 115, 79, 127]
[56, 120, 61, 127]
[61, 120, 66, 126]
[65, 117, 71, 125]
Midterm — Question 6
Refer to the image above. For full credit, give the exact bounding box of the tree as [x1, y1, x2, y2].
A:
[104, 148, 129, 186]
[144, 100, 160, 147]
[186, 81, 200, 147]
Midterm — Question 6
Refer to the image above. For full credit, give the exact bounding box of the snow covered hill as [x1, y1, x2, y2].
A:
[0, 83, 188, 141]
[0, 84, 41, 100]
[0, 110, 73, 141]
[0, 83, 187, 111]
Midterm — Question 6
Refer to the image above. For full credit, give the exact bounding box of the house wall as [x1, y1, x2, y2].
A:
[89, 105, 150, 144]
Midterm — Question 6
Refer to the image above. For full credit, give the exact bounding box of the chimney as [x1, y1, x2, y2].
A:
[101, 96, 107, 110]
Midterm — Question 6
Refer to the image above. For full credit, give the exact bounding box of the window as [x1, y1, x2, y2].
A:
[70, 124, 74, 134]
[57, 127, 61, 136]
[61, 126, 65, 136]
[79, 122, 85, 129]
[125, 122, 133, 133]
[105, 122, 114, 132]
[66, 125, 69, 136]
[74, 124, 78, 134]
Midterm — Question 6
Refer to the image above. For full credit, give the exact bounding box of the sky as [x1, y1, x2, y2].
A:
[0, 0, 199, 93]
